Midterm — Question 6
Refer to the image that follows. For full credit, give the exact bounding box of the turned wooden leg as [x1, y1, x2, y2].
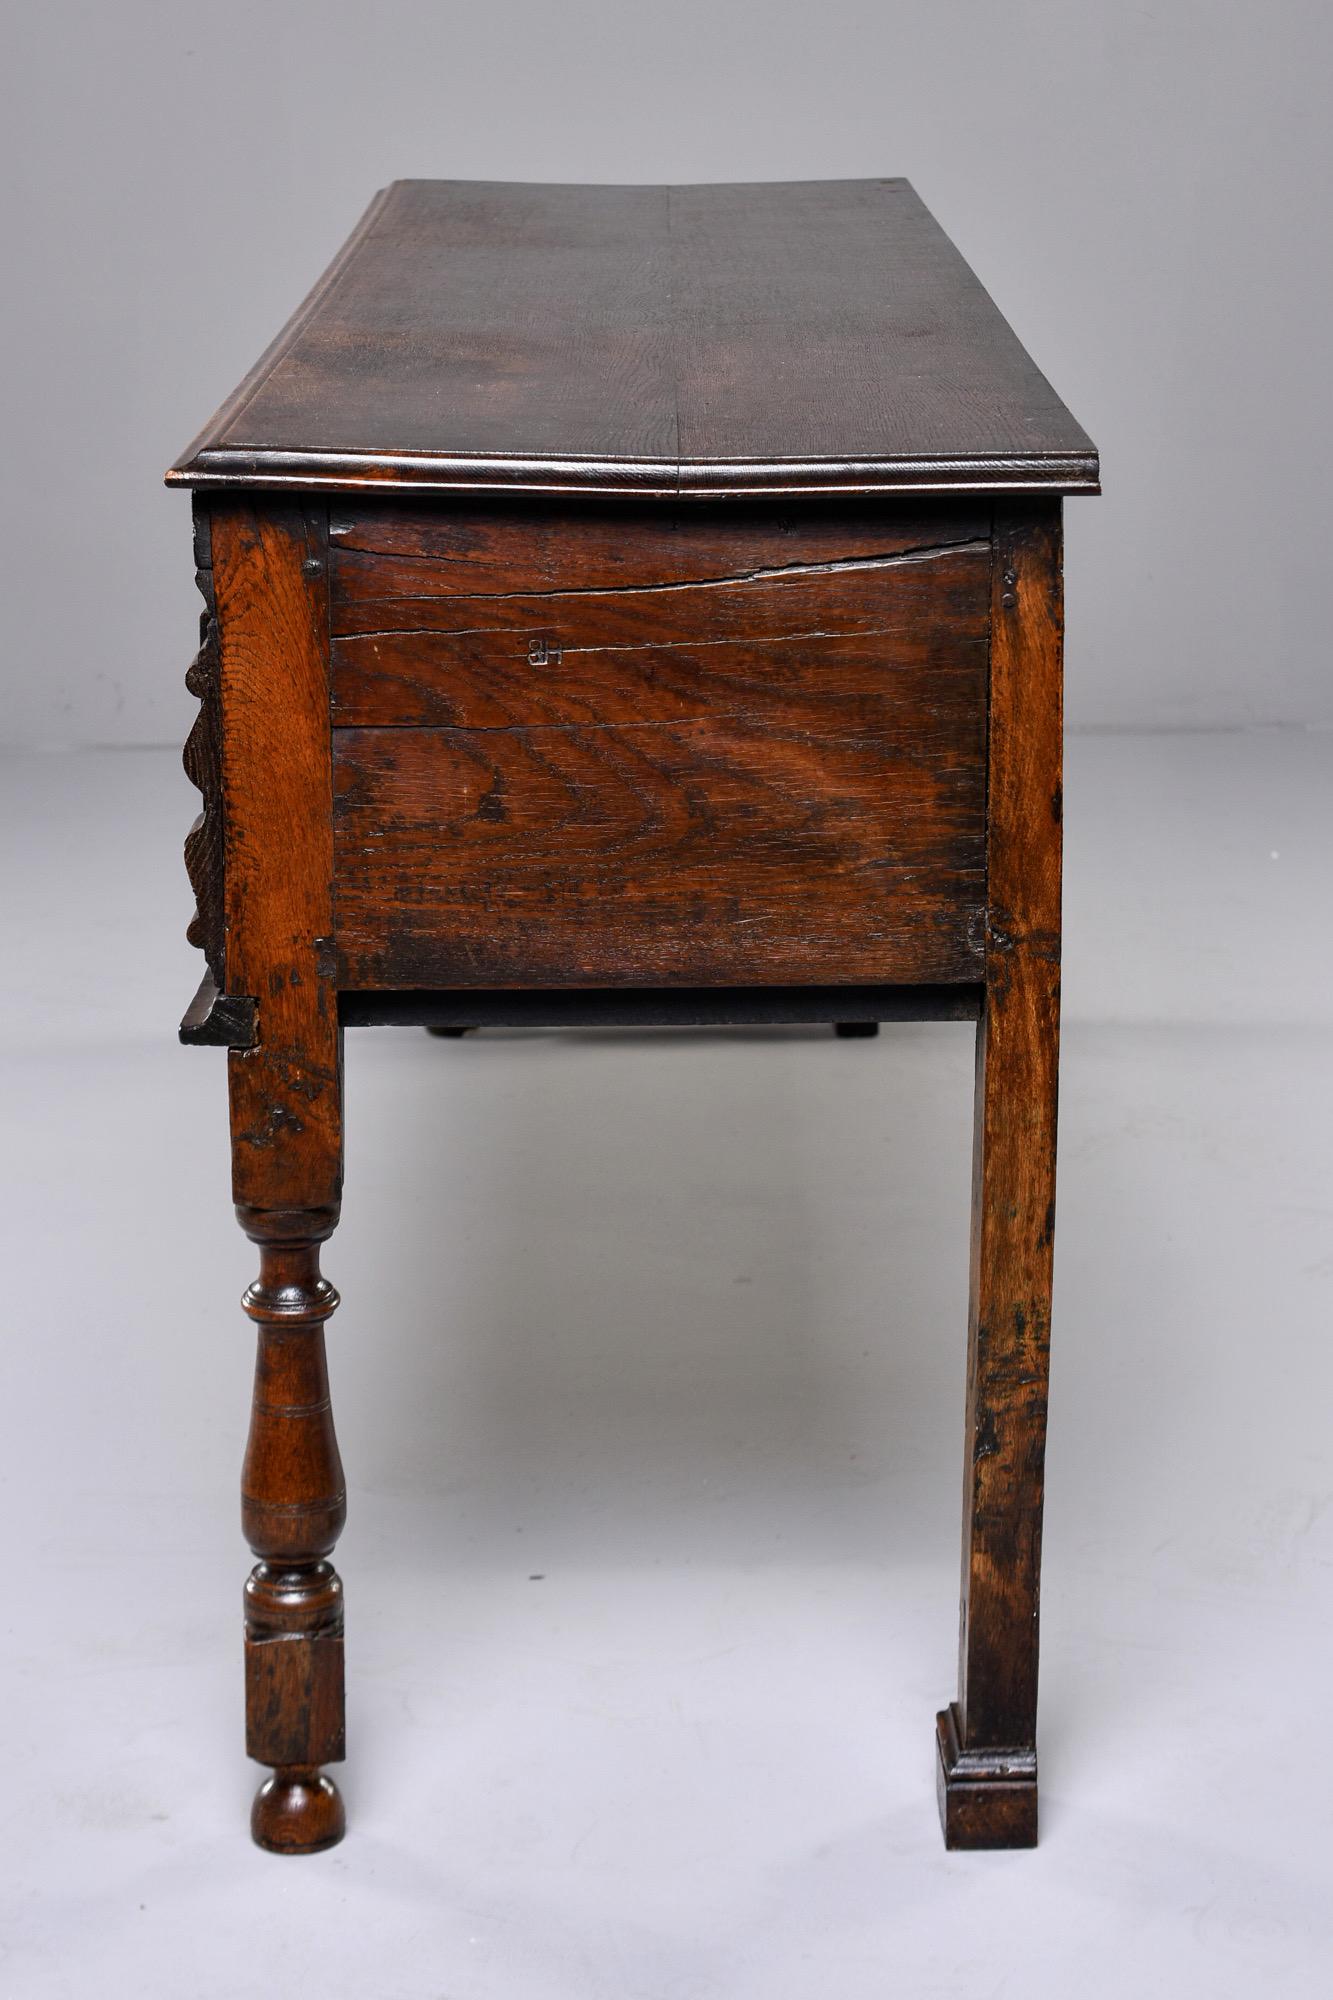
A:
[198, 500, 347, 1846]
[239, 1203, 347, 1854]
[937, 503, 1063, 1849]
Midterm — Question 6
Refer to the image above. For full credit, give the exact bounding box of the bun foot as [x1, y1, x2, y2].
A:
[251, 1769, 346, 1854]
[834, 1020, 879, 1038]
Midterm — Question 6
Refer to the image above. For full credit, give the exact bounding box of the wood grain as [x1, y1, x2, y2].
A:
[328, 510, 989, 716]
[240, 1207, 347, 1854]
[329, 518, 989, 989]
[328, 497, 988, 592]
[168, 180, 1098, 500]
[212, 498, 342, 1211]
[330, 556, 989, 726]
[210, 498, 349, 1852]
[171, 175, 1098, 1860]
[938, 500, 1063, 1848]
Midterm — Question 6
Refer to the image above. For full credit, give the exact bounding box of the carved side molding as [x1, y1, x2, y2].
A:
[180, 972, 257, 1048]
[182, 499, 226, 987]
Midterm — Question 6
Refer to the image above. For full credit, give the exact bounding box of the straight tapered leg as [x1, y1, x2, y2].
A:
[937, 503, 1063, 1848]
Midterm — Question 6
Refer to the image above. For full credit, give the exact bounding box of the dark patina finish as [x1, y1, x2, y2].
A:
[171, 177, 1097, 1853]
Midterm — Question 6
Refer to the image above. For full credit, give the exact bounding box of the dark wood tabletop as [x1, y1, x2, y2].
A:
[169, 178, 1098, 501]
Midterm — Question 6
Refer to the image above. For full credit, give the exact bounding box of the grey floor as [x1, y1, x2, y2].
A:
[2, 732, 1330, 1998]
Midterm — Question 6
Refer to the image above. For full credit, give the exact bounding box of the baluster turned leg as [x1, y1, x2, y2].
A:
[239, 1204, 347, 1853]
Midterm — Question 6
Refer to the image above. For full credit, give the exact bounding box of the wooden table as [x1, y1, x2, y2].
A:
[169, 178, 1098, 1855]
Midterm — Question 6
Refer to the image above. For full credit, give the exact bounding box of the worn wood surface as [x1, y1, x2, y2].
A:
[328, 496, 986, 592]
[209, 497, 349, 1851]
[240, 1207, 347, 1854]
[172, 177, 1096, 1856]
[213, 498, 342, 1212]
[179, 972, 257, 1048]
[182, 499, 225, 985]
[168, 179, 1099, 500]
[937, 500, 1063, 1849]
[327, 508, 989, 721]
[330, 508, 989, 988]
[935, 1702, 1038, 1849]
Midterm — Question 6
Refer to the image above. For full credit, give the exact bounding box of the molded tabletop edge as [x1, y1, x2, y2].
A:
[168, 179, 1099, 501]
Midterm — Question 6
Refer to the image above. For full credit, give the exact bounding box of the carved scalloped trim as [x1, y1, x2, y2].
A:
[182, 500, 225, 986]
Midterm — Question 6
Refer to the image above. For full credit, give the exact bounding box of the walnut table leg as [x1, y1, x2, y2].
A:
[209, 497, 347, 1848]
[937, 505, 1063, 1849]
[239, 1205, 347, 1852]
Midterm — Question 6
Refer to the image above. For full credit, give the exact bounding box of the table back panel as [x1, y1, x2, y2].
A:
[328, 503, 991, 989]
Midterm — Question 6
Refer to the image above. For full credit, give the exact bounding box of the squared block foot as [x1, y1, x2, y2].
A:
[935, 1703, 1038, 1849]
[246, 1628, 345, 1770]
